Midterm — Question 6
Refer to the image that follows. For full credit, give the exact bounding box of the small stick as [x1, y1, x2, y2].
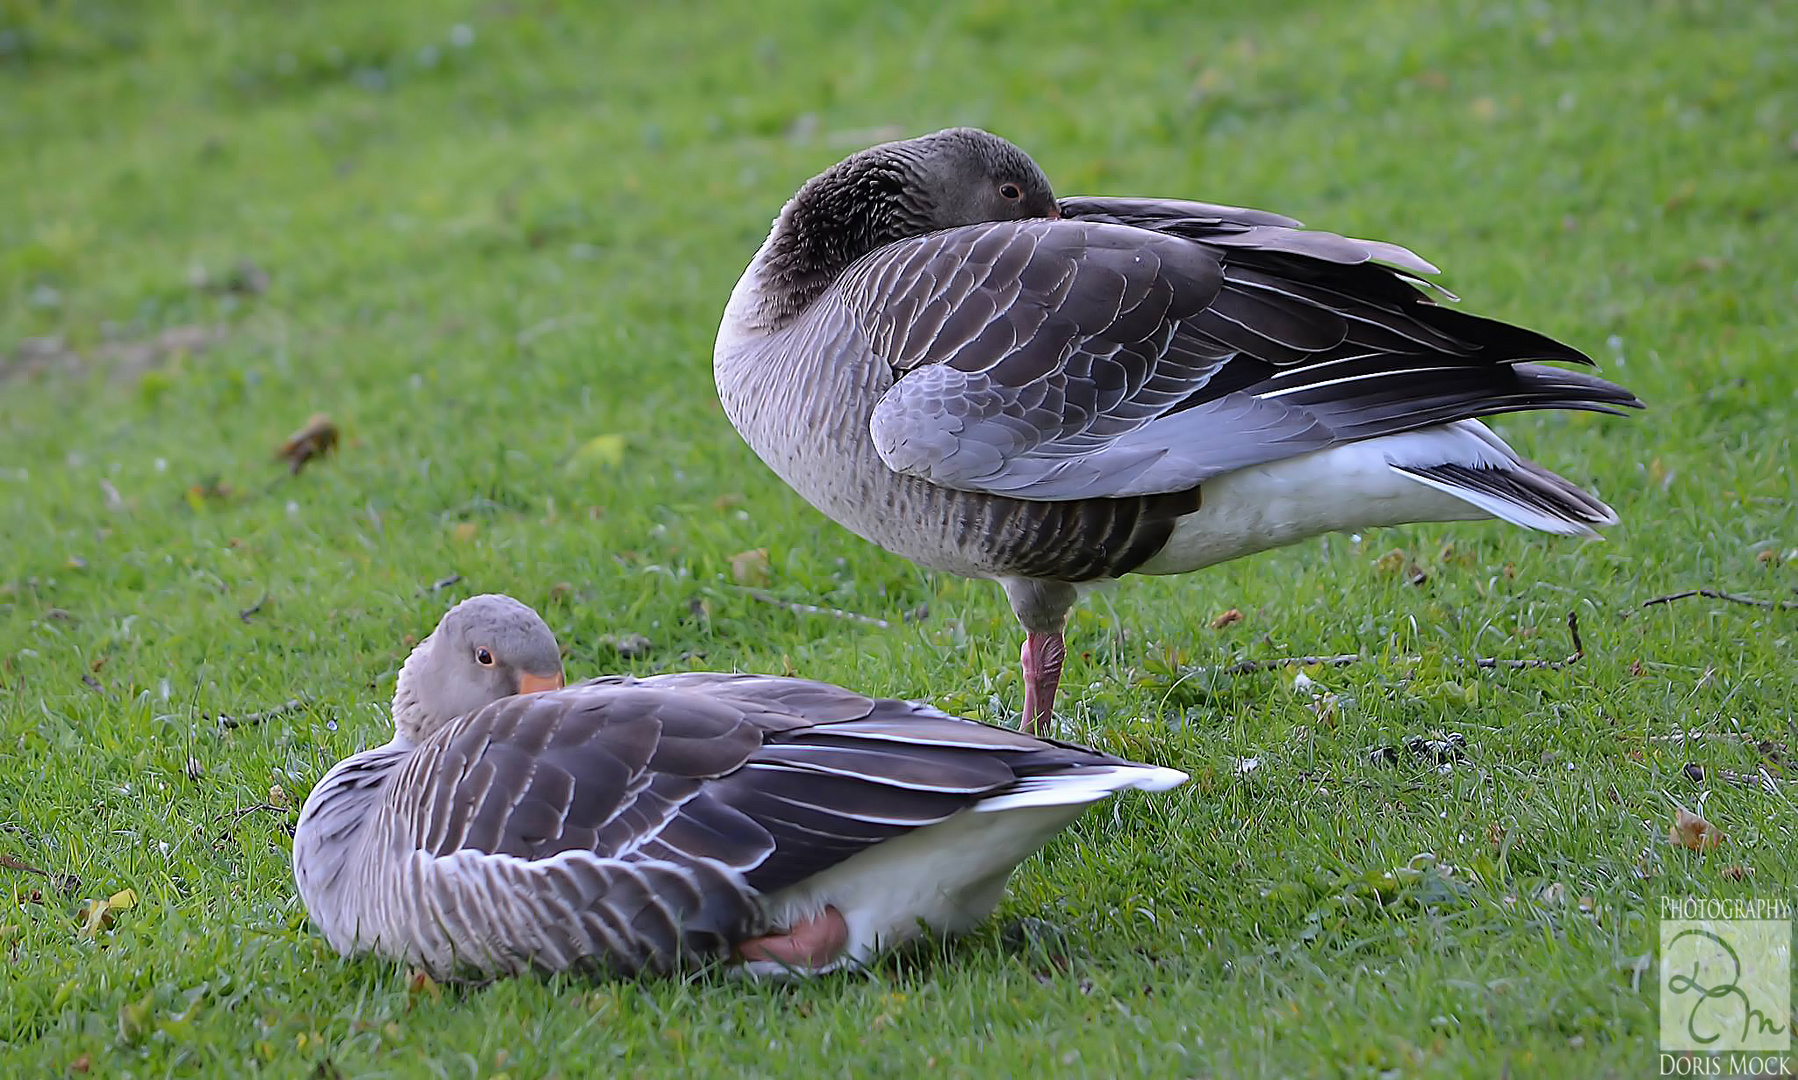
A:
[0, 853, 51, 877]
[239, 594, 268, 623]
[1652, 732, 1787, 758]
[1683, 762, 1784, 794]
[1474, 611, 1583, 669]
[1638, 589, 1798, 612]
[0, 853, 78, 893]
[218, 803, 290, 821]
[1217, 653, 1361, 675]
[215, 698, 307, 730]
[1212, 611, 1584, 676]
[745, 591, 892, 629]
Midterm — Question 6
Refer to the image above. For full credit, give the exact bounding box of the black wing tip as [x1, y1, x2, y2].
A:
[1508, 362, 1645, 411]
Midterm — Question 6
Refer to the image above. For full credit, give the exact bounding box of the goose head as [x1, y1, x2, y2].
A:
[757, 127, 1058, 318]
[390, 594, 564, 744]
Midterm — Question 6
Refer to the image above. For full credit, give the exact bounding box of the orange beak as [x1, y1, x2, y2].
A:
[517, 671, 565, 696]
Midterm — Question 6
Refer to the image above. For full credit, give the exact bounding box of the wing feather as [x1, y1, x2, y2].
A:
[840, 197, 1636, 502]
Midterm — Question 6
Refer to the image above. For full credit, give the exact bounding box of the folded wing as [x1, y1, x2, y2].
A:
[849, 197, 1639, 502]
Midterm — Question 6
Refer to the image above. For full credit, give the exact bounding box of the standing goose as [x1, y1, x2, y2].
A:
[713, 127, 1640, 734]
[292, 594, 1186, 979]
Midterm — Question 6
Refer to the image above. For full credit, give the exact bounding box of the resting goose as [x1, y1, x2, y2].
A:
[713, 127, 1640, 734]
[292, 594, 1186, 979]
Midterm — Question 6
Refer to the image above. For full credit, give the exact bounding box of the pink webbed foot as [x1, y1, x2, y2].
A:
[1019, 630, 1066, 736]
[734, 906, 849, 971]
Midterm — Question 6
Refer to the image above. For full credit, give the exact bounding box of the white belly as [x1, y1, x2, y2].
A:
[746, 803, 1085, 976]
[1134, 423, 1505, 575]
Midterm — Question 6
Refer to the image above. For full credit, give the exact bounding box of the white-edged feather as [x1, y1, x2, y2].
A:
[972, 764, 1189, 812]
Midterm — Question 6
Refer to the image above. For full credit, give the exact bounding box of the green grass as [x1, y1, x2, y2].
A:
[2, 0, 1794, 1074]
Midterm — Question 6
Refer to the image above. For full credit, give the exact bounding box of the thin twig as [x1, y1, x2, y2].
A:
[0, 853, 78, 893]
[215, 698, 307, 730]
[745, 591, 892, 629]
[0, 853, 50, 877]
[1638, 589, 1798, 612]
[238, 593, 268, 623]
[1474, 611, 1583, 669]
[1682, 762, 1785, 795]
[1213, 611, 1584, 676]
[1217, 653, 1361, 675]
[1652, 732, 1787, 759]
[218, 803, 290, 822]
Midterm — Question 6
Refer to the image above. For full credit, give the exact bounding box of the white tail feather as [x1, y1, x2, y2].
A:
[973, 764, 1189, 813]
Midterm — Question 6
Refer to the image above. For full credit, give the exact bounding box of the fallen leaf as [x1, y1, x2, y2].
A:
[566, 433, 626, 471]
[729, 548, 771, 586]
[1721, 866, 1754, 881]
[1210, 608, 1243, 630]
[1307, 691, 1340, 727]
[1669, 806, 1724, 851]
[269, 785, 290, 809]
[79, 897, 118, 937]
[71, 1054, 90, 1073]
[276, 414, 339, 475]
[451, 522, 478, 543]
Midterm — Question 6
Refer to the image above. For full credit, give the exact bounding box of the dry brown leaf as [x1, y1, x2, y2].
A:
[276, 413, 339, 475]
[451, 521, 478, 543]
[1210, 608, 1244, 630]
[729, 548, 771, 586]
[1669, 806, 1725, 851]
[1721, 865, 1755, 881]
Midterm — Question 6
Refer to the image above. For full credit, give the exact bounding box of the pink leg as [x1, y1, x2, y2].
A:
[1019, 630, 1066, 736]
[734, 906, 849, 970]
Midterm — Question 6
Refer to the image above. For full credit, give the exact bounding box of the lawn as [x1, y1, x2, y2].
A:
[2, 0, 1794, 1075]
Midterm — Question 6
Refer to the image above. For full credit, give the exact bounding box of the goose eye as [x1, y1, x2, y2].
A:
[999, 183, 1022, 200]
[474, 646, 495, 666]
